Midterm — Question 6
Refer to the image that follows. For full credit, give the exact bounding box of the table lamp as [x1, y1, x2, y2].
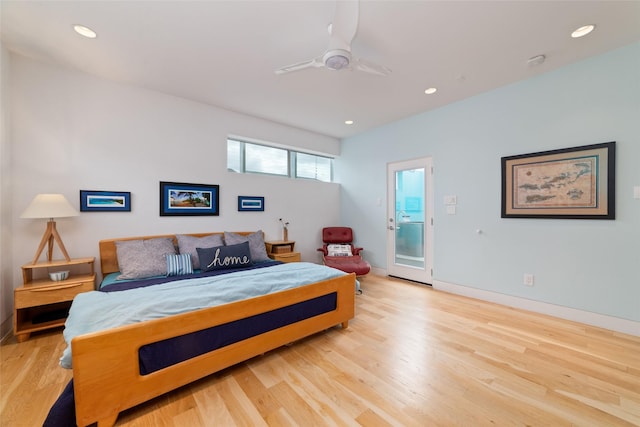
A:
[20, 194, 79, 264]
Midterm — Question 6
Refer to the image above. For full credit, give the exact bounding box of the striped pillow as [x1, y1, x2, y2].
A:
[166, 253, 193, 277]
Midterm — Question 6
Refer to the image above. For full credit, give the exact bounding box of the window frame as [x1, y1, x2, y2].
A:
[227, 138, 333, 182]
[293, 151, 334, 182]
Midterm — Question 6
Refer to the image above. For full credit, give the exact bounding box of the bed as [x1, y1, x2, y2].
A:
[46, 232, 356, 427]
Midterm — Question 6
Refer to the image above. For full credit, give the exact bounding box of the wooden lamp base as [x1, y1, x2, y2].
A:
[30, 219, 71, 265]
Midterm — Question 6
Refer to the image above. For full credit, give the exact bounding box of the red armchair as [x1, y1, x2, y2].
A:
[317, 227, 371, 277]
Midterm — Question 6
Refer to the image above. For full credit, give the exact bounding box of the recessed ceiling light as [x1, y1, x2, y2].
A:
[571, 24, 595, 38]
[345, 120, 354, 125]
[424, 87, 437, 95]
[73, 24, 97, 39]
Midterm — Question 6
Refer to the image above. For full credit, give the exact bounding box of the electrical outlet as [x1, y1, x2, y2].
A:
[523, 273, 534, 286]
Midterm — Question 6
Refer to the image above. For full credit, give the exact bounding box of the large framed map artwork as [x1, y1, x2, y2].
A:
[501, 142, 615, 219]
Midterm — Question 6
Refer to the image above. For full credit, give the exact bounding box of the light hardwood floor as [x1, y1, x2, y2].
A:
[2, 274, 639, 426]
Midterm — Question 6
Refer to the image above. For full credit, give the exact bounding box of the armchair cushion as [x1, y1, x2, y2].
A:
[324, 255, 371, 276]
[322, 227, 354, 244]
[327, 244, 353, 257]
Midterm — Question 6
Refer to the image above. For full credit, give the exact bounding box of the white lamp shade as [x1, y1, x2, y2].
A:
[20, 194, 79, 219]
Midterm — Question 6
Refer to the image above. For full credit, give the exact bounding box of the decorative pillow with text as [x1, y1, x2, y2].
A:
[196, 242, 253, 271]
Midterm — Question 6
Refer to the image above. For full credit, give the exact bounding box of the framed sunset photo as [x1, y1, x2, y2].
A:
[160, 182, 219, 216]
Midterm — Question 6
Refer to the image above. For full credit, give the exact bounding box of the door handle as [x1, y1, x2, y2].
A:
[388, 225, 394, 230]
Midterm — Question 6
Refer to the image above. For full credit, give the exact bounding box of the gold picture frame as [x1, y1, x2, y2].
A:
[501, 142, 615, 219]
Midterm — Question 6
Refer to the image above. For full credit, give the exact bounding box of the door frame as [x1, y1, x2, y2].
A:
[386, 157, 433, 284]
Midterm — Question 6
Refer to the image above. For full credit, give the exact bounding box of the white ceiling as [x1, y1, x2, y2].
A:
[2, 1, 640, 139]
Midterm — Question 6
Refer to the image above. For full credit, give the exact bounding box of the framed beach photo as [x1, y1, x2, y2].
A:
[237, 196, 264, 212]
[160, 181, 219, 216]
[501, 141, 615, 219]
[80, 190, 131, 212]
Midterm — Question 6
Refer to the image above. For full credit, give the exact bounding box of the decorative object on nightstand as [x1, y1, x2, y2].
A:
[49, 270, 69, 281]
[14, 257, 96, 342]
[20, 194, 79, 264]
[265, 240, 301, 263]
[279, 218, 290, 241]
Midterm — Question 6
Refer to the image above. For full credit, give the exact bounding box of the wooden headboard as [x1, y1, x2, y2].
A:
[99, 232, 257, 275]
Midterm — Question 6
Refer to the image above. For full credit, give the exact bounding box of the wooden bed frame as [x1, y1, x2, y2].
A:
[70, 233, 356, 427]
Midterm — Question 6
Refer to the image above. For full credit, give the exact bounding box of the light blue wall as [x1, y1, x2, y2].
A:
[338, 42, 640, 322]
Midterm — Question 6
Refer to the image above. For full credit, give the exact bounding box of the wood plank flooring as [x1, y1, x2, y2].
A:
[2, 274, 639, 426]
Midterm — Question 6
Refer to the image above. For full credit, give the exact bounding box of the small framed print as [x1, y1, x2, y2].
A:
[238, 196, 264, 212]
[80, 190, 131, 212]
[160, 182, 219, 216]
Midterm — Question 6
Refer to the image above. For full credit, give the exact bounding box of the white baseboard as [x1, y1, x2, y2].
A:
[370, 266, 387, 277]
[433, 280, 640, 337]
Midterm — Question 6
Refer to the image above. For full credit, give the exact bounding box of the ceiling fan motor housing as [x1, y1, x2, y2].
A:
[323, 49, 351, 70]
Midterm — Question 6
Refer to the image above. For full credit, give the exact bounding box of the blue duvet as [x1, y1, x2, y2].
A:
[60, 262, 347, 368]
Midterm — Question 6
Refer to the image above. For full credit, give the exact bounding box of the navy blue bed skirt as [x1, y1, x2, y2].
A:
[139, 292, 337, 374]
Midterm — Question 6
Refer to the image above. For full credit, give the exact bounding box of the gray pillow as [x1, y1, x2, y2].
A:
[176, 234, 224, 269]
[223, 230, 270, 262]
[115, 237, 176, 280]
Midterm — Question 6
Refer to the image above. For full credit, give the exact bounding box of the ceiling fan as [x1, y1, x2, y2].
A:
[275, 0, 391, 76]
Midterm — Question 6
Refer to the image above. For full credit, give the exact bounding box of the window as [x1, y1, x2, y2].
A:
[227, 139, 241, 172]
[227, 138, 333, 182]
[245, 144, 288, 176]
[295, 152, 332, 182]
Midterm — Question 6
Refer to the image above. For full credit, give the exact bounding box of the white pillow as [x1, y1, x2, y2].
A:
[327, 244, 353, 257]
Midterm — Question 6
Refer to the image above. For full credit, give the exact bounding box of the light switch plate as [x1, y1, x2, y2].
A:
[634, 186, 640, 199]
[446, 205, 456, 215]
[444, 195, 457, 205]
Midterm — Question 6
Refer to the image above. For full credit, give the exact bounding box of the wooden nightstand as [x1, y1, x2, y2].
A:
[14, 257, 96, 342]
[265, 240, 301, 263]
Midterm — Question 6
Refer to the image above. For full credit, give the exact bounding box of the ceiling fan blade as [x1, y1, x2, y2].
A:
[353, 57, 392, 76]
[274, 57, 324, 75]
[276, 0, 389, 76]
[327, 0, 359, 52]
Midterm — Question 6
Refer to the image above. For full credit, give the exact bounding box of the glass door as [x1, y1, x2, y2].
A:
[387, 158, 433, 283]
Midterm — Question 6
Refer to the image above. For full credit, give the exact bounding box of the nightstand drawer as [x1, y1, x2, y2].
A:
[15, 279, 94, 309]
[269, 252, 301, 263]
